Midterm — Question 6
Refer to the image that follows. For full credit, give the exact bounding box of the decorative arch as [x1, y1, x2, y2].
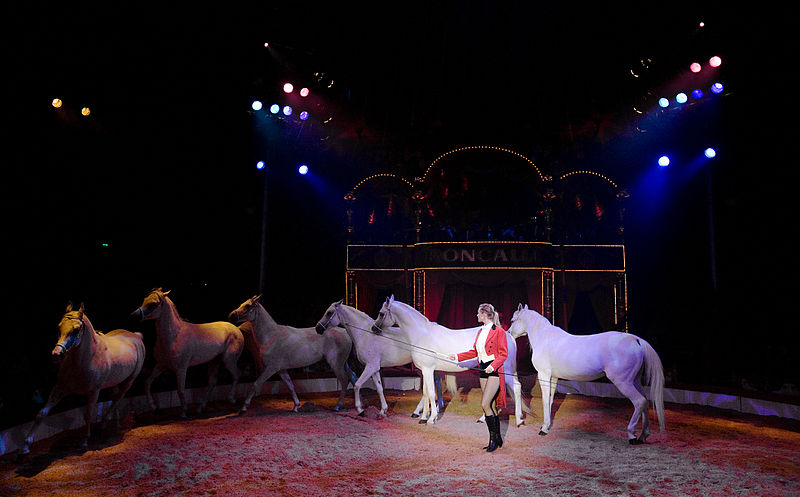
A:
[418, 145, 547, 184]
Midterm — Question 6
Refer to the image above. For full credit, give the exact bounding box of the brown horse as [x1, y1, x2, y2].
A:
[228, 295, 354, 414]
[132, 288, 244, 417]
[21, 303, 146, 455]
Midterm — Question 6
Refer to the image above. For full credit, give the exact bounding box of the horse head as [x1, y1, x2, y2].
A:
[508, 303, 530, 339]
[228, 294, 262, 324]
[315, 299, 343, 334]
[132, 288, 171, 321]
[53, 302, 87, 362]
[372, 295, 395, 335]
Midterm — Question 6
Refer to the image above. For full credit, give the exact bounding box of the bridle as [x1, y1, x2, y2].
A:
[54, 315, 84, 353]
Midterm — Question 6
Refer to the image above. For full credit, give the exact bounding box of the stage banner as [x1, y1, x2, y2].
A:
[347, 242, 624, 272]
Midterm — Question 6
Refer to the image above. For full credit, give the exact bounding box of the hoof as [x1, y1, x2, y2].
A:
[358, 411, 366, 417]
[332, 406, 340, 412]
[629, 438, 645, 445]
[411, 413, 420, 418]
[418, 419, 427, 424]
[538, 430, 548, 436]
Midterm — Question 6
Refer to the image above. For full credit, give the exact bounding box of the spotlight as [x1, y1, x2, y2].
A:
[711, 82, 723, 94]
[251, 100, 263, 111]
[658, 97, 669, 108]
[692, 89, 704, 99]
[51, 98, 63, 108]
[709, 56, 722, 67]
[675, 93, 688, 104]
[298, 164, 308, 175]
[690, 62, 701, 73]
[282, 105, 293, 116]
[704, 147, 717, 158]
[299, 88, 309, 97]
[299, 111, 309, 120]
[283, 83, 294, 93]
[658, 156, 670, 167]
[256, 161, 266, 170]
[269, 104, 280, 114]
[81, 107, 91, 116]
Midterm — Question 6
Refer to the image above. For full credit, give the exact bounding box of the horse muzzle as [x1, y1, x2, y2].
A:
[314, 323, 326, 334]
[51, 345, 65, 363]
[371, 324, 384, 335]
[131, 307, 146, 321]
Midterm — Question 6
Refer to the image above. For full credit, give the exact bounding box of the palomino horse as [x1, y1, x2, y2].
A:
[372, 296, 524, 426]
[315, 300, 459, 418]
[509, 304, 665, 444]
[22, 303, 145, 455]
[229, 295, 354, 413]
[132, 288, 244, 417]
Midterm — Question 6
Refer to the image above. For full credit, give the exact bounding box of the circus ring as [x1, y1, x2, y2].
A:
[2, 373, 799, 496]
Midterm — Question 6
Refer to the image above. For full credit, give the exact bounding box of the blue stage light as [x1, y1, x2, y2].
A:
[658, 156, 670, 167]
[704, 147, 717, 158]
[283, 105, 293, 116]
[298, 164, 308, 175]
[269, 104, 280, 114]
[251, 100, 262, 111]
[692, 89, 703, 99]
[676, 92, 688, 104]
[711, 82, 723, 94]
[299, 111, 309, 120]
[658, 98, 669, 108]
[256, 161, 265, 170]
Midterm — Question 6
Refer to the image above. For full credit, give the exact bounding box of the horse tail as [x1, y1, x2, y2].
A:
[641, 338, 666, 432]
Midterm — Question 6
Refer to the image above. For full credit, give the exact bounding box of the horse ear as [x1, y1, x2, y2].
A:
[517, 303, 523, 311]
[78, 302, 85, 317]
[524, 304, 529, 310]
[163, 290, 171, 296]
[66, 301, 73, 312]
[252, 294, 262, 304]
[389, 294, 395, 303]
[335, 298, 343, 306]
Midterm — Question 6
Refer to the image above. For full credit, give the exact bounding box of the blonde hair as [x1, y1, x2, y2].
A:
[478, 303, 501, 327]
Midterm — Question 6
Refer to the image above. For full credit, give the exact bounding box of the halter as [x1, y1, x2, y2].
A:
[55, 315, 84, 353]
[315, 304, 340, 333]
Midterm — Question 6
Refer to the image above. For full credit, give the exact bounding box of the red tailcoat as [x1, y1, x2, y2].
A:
[456, 324, 509, 408]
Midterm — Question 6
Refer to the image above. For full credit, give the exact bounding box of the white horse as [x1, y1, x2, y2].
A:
[315, 300, 459, 418]
[509, 304, 665, 444]
[132, 288, 244, 418]
[372, 296, 525, 426]
[229, 295, 354, 413]
[22, 303, 146, 455]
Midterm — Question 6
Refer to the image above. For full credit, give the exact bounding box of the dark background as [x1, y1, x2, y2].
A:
[4, 3, 798, 428]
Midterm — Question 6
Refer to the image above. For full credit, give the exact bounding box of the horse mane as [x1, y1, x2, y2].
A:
[392, 300, 434, 326]
[254, 302, 280, 328]
[341, 304, 371, 322]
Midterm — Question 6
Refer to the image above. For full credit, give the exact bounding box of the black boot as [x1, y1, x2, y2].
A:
[485, 415, 499, 452]
[491, 415, 503, 448]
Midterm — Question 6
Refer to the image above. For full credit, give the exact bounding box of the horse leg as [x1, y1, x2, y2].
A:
[277, 370, 301, 411]
[354, 363, 380, 415]
[83, 389, 101, 448]
[633, 380, 651, 442]
[21, 385, 67, 455]
[538, 374, 556, 435]
[373, 371, 390, 416]
[221, 350, 241, 405]
[201, 360, 221, 414]
[329, 356, 352, 413]
[434, 372, 444, 411]
[175, 367, 189, 418]
[241, 366, 280, 414]
[612, 380, 649, 443]
[422, 368, 439, 424]
[509, 374, 524, 427]
[144, 363, 167, 412]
